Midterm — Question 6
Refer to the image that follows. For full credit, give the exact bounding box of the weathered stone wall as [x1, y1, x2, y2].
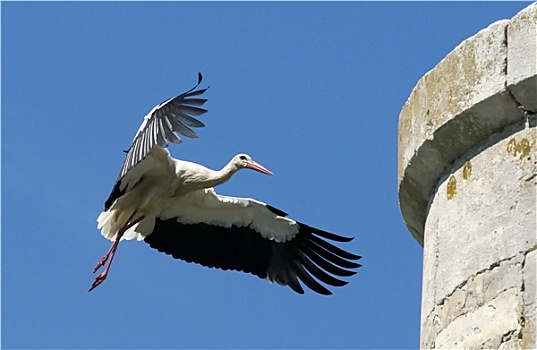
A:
[421, 127, 536, 349]
[398, 4, 536, 349]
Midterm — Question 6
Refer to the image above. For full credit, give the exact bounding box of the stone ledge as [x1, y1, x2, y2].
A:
[398, 4, 536, 245]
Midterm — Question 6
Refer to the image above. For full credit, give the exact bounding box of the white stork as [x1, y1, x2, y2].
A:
[90, 73, 361, 295]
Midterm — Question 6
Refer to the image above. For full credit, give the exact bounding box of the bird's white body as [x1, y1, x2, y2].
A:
[98, 146, 298, 243]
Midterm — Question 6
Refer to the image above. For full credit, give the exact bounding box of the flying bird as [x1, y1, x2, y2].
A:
[90, 73, 361, 295]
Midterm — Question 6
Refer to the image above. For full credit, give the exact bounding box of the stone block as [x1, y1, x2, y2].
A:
[463, 273, 485, 312]
[443, 287, 466, 327]
[483, 255, 524, 303]
[435, 288, 521, 349]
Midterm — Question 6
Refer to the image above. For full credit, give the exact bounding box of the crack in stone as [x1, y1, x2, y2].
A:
[524, 173, 537, 182]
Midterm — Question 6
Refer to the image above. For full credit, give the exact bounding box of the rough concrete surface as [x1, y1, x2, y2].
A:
[398, 3, 537, 349]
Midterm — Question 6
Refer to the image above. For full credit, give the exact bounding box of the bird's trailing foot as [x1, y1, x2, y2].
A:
[93, 254, 109, 273]
[88, 272, 107, 292]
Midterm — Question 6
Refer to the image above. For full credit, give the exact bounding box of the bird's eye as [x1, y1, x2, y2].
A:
[239, 155, 247, 160]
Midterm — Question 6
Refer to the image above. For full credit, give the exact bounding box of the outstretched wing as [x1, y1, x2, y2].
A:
[104, 73, 209, 210]
[119, 72, 209, 179]
[143, 188, 361, 295]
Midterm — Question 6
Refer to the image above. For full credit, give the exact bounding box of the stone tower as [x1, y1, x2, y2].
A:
[398, 4, 536, 349]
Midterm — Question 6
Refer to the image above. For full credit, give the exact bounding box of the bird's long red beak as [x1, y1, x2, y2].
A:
[246, 160, 274, 176]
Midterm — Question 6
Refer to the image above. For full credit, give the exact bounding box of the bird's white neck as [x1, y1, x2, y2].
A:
[183, 161, 239, 190]
[203, 161, 239, 188]
[172, 158, 241, 195]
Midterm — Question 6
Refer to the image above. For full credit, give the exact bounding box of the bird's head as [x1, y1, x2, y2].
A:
[233, 154, 273, 176]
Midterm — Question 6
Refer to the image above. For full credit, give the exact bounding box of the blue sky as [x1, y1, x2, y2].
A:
[2, 2, 531, 349]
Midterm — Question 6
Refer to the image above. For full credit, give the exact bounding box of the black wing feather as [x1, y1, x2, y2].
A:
[302, 247, 358, 277]
[144, 218, 361, 295]
[305, 239, 362, 269]
[292, 262, 332, 295]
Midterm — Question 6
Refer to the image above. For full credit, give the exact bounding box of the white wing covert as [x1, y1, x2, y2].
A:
[157, 188, 299, 242]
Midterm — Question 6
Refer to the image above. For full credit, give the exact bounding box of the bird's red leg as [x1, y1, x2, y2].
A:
[93, 243, 115, 273]
[92, 212, 141, 273]
[89, 215, 144, 292]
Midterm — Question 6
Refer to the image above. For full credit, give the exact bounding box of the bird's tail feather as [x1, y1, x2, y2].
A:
[97, 208, 154, 242]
